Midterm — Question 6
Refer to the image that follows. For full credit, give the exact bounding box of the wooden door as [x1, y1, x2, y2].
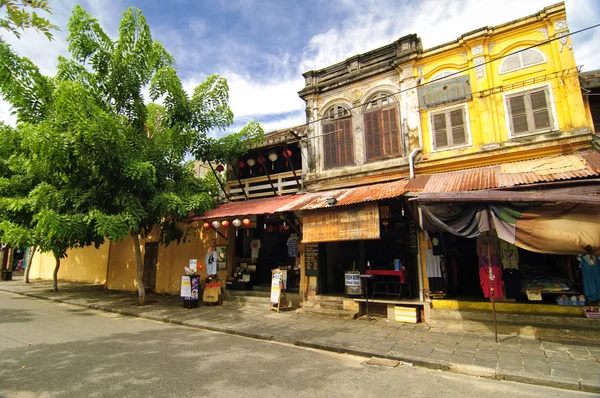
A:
[143, 242, 159, 292]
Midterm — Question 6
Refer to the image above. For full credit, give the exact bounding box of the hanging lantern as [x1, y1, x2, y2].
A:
[215, 164, 225, 172]
[237, 160, 246, 177]
[211, 220, 221, 229]
[203, 222, 210, 229]
[232, 218, 242, 228]
[268, 152, 278, 170]
[282, 149, 292, 167]
[257, 155, 266, 172]
[242, 218, 251, 227]
[267, 225, 274, 233]
[246, 158, 256, 175]
[221, 220, 230, 229]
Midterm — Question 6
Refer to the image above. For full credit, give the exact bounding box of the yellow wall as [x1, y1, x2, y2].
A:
[105, 223, 227, 295]
[416, 4, 591, 169]
[29, 244, 110, 284]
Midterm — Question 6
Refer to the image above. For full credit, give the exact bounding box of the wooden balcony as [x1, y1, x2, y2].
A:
[226, 171, 302, 201]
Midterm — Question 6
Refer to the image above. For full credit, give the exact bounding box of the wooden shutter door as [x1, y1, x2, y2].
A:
[338, 119, 353, 166]
[529, 90, 551, 130]
[322, 123, 338, 168]
[382, 108, 400, 156]
[364, 111, 382, 160]
[450, 109, 466, 146]
[432, 113, 448, 149]
[508, 95, 529, 135]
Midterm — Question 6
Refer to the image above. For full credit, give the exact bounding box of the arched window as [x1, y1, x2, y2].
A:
[362, 92, 401, 161]
[500, 49, 545, 74]
[322, 104, 353, 169]
[430, 70, 458, 82]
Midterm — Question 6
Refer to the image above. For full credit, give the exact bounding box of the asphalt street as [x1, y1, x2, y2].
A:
[0, 291, 594, 398]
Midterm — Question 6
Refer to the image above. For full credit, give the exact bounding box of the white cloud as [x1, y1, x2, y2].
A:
[182, 72, 305, 119]
[298, 0, 600, 73]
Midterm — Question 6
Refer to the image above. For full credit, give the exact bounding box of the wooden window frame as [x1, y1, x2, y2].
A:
[363, 103, 402, 161]
[429, 104, 470, 151]
[322, 113, 354, 170]
[504, 85, 556, 138]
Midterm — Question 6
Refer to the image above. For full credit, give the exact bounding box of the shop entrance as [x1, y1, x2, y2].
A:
[426, 232, 585, 304]
[231, 214, 301, 292]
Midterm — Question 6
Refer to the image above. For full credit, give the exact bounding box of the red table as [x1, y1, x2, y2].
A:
[366, 269, 406, 284]
[366, 270, 408, 299]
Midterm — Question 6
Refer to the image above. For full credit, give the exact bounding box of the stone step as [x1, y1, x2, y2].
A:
[429, 309, 600, 343]
[296, 306, 357, 320]
[302, 300, 344, 311]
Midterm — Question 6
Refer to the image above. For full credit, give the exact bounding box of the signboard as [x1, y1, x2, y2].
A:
[302, 203, 380, 243]
[180, 276, 192, 298]
[188, 259, 197, 273]
[417, 75, 472, 110]
[270, 272, 281, 304]
[408, 220, 418, 252]
[344, 273, 360, 287]
[305, 243, 319, 276]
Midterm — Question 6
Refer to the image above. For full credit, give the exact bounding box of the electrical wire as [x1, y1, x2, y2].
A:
[298, 22, 600, 137]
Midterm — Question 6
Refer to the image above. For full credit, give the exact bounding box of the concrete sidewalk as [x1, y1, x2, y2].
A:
[1, 278, 599, 393]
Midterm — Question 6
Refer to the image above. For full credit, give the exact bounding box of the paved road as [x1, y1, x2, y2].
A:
[0, 291, 593, 398]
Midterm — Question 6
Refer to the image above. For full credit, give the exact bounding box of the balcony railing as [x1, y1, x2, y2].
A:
[226, 171, 302, 201]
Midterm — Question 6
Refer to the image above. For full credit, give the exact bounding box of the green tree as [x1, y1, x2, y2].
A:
[0, 0, 56, 282]
[59, 5, 250, 304]
[0, 0, 58, 40]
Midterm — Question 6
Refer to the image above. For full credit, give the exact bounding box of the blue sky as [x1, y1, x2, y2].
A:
[2, 0, 600, 136]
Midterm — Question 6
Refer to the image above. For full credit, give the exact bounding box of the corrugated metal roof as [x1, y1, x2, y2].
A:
[279, 179, 412, 211]
[196, 194, 302, 219]
[422, 151, 600, 193]
[195, 150, 600, 219]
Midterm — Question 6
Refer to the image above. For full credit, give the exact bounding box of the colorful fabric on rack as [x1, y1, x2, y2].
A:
[499, 239, 519, 269]
[479, 265, 504, 299]
[579, 255, 600, 301]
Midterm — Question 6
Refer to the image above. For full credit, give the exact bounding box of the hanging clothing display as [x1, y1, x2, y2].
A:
[287, 234, 299, 257]
[479, 265, 504, 299]
[476, 232, 499, 257]
[503, 269, 521, 299]
[499, 239, 519, 270]
[250, 239, 261, 259]
[205, 248, 217, 275]
[428, 232, 444, 256]
[578, 255, 600, 302]
[425, 248, 442, 278]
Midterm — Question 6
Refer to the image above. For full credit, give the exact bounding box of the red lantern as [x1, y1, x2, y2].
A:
[215, 164, 225, 172]
[242, 218, 251, 227]
[203, 222, 210, 229]
[282, 149, 292, 167]
[238, 160, 246, 168]
[257, 155, 266, 172]
[221, 220, 230, 228]
[267, 225, 274, 233]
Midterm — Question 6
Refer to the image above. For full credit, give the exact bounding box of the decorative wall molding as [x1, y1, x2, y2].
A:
[473, 56, 485, 79]
[471, 44, 484, 56]
[488, 42, 496, 53]
[557, 31, 572, 52]
[554, 19, 568, 31]
[538, 27, 549, 39]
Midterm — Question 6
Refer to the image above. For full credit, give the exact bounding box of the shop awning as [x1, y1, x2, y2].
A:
[192, 178, 418, 221]
[191, 194, 303, 220]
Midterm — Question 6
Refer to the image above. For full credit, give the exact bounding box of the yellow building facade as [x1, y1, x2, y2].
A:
[415, 2, 591, 174]
[28, 223, 225, 295]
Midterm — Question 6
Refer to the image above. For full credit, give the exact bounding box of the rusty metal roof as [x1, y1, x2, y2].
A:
[195, 151, 600, 219]
[421, 150, 600, 193]
[279, 179, 413, 211]
[194, 194, 303, 220]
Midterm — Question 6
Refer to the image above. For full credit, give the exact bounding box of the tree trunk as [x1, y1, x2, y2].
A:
[24, 245, 37, 283]
[52, 253, 60, 292]
[132, 232, 146, 306]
